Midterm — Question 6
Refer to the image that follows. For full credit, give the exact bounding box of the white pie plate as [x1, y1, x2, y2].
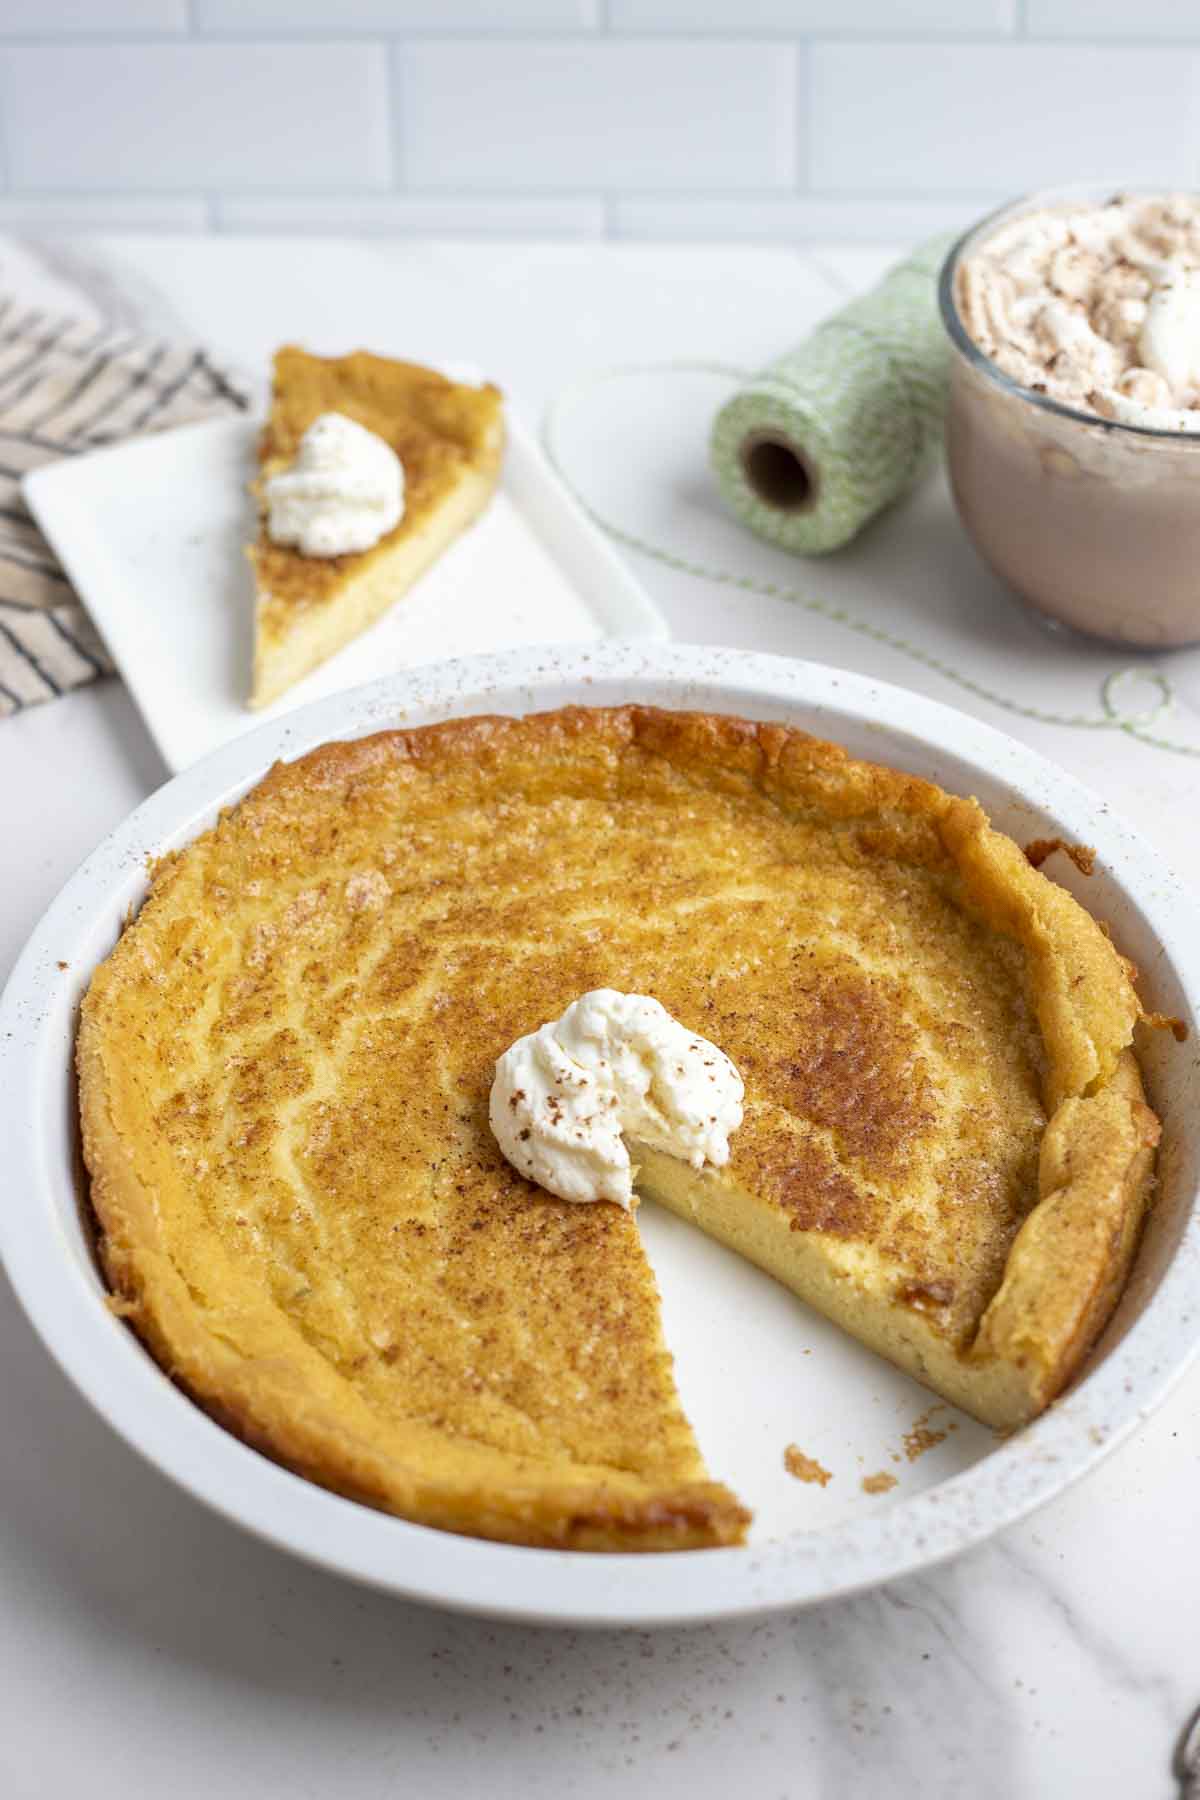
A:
[2, 642, 1198, 1628]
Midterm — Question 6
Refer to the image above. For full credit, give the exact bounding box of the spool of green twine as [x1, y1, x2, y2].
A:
[709, 235, 955, 556]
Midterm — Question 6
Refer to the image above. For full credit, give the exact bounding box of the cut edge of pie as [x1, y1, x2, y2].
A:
[246, 347, 505, 711]
[635, 1046, 1156, 1433]
[76, 706, 1161, 1552]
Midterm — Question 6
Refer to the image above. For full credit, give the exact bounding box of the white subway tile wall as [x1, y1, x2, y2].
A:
[193, 1, 599, 29]
[611, 195, 1006, 243]
[809, 45, 1195, 192]
[0, 195, 208, 229]
[0, 2, 186, 31]
[215, 195, 606, 236]
[608, 1, 1015, 31]
[398, 41, 798, 190]
[1026, 0, 1200, 36]
[0, 43, 393, 189]
[0, 4, 1191, 239]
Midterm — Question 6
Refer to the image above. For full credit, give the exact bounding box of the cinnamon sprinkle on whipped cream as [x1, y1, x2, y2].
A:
[489, 990, 744, 1209]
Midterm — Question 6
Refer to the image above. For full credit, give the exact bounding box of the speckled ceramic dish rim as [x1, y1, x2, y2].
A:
[2, 642, 1198, 1628]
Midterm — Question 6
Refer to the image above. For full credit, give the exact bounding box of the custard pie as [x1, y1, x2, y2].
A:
[77, 707, 1159, 1550]
[247, 347, 504, 708]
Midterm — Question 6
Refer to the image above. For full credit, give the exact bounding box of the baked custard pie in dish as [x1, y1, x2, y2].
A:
[77, 707, 1160, 1551]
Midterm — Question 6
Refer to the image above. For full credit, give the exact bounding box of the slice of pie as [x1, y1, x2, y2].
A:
[76, 707, 1160, 1550]
[247, 347, 504, 709]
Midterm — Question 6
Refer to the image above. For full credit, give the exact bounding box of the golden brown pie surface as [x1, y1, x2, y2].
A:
[247, 347, 504, 708]
[77, 707, 1159, 1550]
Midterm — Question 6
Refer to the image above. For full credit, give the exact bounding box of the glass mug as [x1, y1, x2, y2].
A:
[940, 187, 1200, 649]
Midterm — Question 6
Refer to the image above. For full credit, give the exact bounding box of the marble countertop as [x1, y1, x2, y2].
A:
[2, 232, 1198, 1800]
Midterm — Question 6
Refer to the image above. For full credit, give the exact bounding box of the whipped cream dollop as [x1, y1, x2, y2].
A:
[1138, 267, 1200, 397]
[265, 411, 404, 557]
[955, 194, 1200, 431]
[489, 989, 745, 1209]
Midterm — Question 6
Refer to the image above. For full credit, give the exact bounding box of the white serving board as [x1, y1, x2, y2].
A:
[23, 408, 666, 772]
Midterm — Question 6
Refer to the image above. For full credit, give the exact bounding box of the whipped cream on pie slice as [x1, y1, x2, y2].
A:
[264, 410, 405, 557]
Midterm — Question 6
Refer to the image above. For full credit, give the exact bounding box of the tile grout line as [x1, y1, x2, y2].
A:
[0, 29, 1192, 47]
[0, 65, 9, 195]
[795, 38, 809, 195]
[385, 39, 403, 193]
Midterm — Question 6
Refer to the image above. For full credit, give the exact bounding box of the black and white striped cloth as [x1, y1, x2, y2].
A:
[0, 301, 250, 717]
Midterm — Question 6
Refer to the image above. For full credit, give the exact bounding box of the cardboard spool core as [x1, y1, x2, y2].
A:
[740, 433, 816, 513]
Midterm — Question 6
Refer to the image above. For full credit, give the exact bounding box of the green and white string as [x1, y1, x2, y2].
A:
[541, 360, 1199, 761]
[710, 235, 953, 557]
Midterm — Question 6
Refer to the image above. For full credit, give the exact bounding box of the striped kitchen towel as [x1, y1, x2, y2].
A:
[0, 301, 250, 717]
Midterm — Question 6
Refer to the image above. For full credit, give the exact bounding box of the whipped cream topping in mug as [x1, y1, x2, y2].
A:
[955, 194, 1200, 432]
